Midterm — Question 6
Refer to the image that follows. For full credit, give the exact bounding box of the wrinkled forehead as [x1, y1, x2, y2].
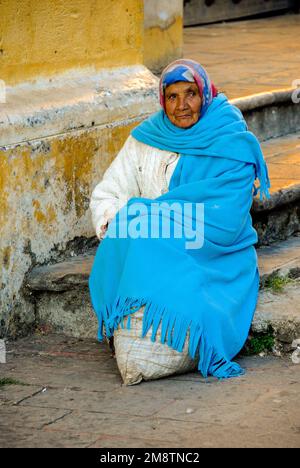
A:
[162, 65, 195, 90]
[164, 81, 199, 98]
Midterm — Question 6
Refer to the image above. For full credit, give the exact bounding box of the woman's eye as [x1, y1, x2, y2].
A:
[168, 94, 176, 100]
[188, 91, 196, 97]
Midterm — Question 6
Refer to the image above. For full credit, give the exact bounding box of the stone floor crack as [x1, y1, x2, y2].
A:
[39, 409, 73, 429]
[15, 387, 47, 406]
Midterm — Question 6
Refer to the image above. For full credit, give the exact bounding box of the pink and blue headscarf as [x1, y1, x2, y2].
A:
[159, 59, 218, 117]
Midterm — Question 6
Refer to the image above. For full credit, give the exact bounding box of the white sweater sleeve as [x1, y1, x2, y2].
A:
[90, 135, 141, 238]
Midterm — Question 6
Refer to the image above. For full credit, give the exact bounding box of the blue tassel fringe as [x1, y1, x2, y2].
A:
[96, 296, 245, 380]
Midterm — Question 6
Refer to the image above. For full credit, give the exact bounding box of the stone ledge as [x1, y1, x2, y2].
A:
[252, 279, 300, 349]
[26, 252, 96, 292]
[231, 89, 300, 142]
[252, 133, 300, 212]
[27, 235, 300, 293]
[0, 65, 160, 147]
[252, 183, 300, 212]
[28, 236, 300, 346]
[230, 88, 297, 113]
[258, 234, 300, 281]
[1, 77, 299, 148]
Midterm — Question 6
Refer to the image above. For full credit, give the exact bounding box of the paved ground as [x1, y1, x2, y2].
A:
[184, 13, 300, 99]
[0, 334, 299, 448]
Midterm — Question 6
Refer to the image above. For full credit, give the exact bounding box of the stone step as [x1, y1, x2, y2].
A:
[252, 278, 300, 354]
[251, 132, 300, 245]
[26, 235, 300, 354]
[258, 234, 300, 282]
[233, 88, 300, 143]
[27, 252, 95, 292]
[27, 236, 300, 293]
[255, 133, 300, 211]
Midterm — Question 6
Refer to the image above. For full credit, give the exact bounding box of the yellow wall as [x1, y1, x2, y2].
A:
[0, 0, 161, 338]
[0, 122, 137, 336]
[143, 0, 183, 73]
[0, 123, 136, 244]
[144, 16, 183, 73]
[0, 0, 143, 85]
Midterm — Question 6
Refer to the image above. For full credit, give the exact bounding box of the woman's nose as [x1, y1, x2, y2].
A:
[177, 96, 187, 110]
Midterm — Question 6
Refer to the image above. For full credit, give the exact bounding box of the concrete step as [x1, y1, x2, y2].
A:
[258, 234, 300, 282]
[257, 133, 300, 210]
[252, 278, 300, 354]
[26, 235, 300, 354]
[234, 88, 300, 143]
[252, 133, 300, 246]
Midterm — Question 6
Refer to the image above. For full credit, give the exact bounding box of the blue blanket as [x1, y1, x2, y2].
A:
[89, 94, 270, 379]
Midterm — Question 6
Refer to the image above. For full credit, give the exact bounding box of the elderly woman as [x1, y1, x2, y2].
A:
[89, 59, 270, 381]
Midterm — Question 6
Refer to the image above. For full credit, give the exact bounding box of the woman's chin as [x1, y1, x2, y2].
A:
[174, 119, 197, 129]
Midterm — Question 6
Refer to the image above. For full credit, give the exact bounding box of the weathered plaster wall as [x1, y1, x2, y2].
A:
[0, 66, 159, 338]
[0, 0, 143, 85]
[0, 0, 160, 339]
[0, 121, 134, 337]
[144, 0, 183, 74]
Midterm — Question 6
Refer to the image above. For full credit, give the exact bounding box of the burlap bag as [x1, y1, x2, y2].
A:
[112, 306, 198, 385]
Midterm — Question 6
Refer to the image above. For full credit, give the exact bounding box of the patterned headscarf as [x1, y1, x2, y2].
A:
[159, 59, 218, 118]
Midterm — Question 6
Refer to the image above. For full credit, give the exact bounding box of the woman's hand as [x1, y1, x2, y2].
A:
[99, 216, 113, 240]
[99, 223, 108, 239]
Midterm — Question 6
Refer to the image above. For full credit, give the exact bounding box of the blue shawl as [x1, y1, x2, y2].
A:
[89, 93, 271, 379]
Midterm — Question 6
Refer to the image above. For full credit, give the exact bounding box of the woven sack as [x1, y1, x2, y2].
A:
[113, 306, 198, 385]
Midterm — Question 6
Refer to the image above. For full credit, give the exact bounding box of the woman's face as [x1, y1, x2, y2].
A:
[165, 81, 202, 129]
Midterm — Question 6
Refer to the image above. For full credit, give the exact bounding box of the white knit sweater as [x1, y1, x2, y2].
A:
[90, 135, 179, 238]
